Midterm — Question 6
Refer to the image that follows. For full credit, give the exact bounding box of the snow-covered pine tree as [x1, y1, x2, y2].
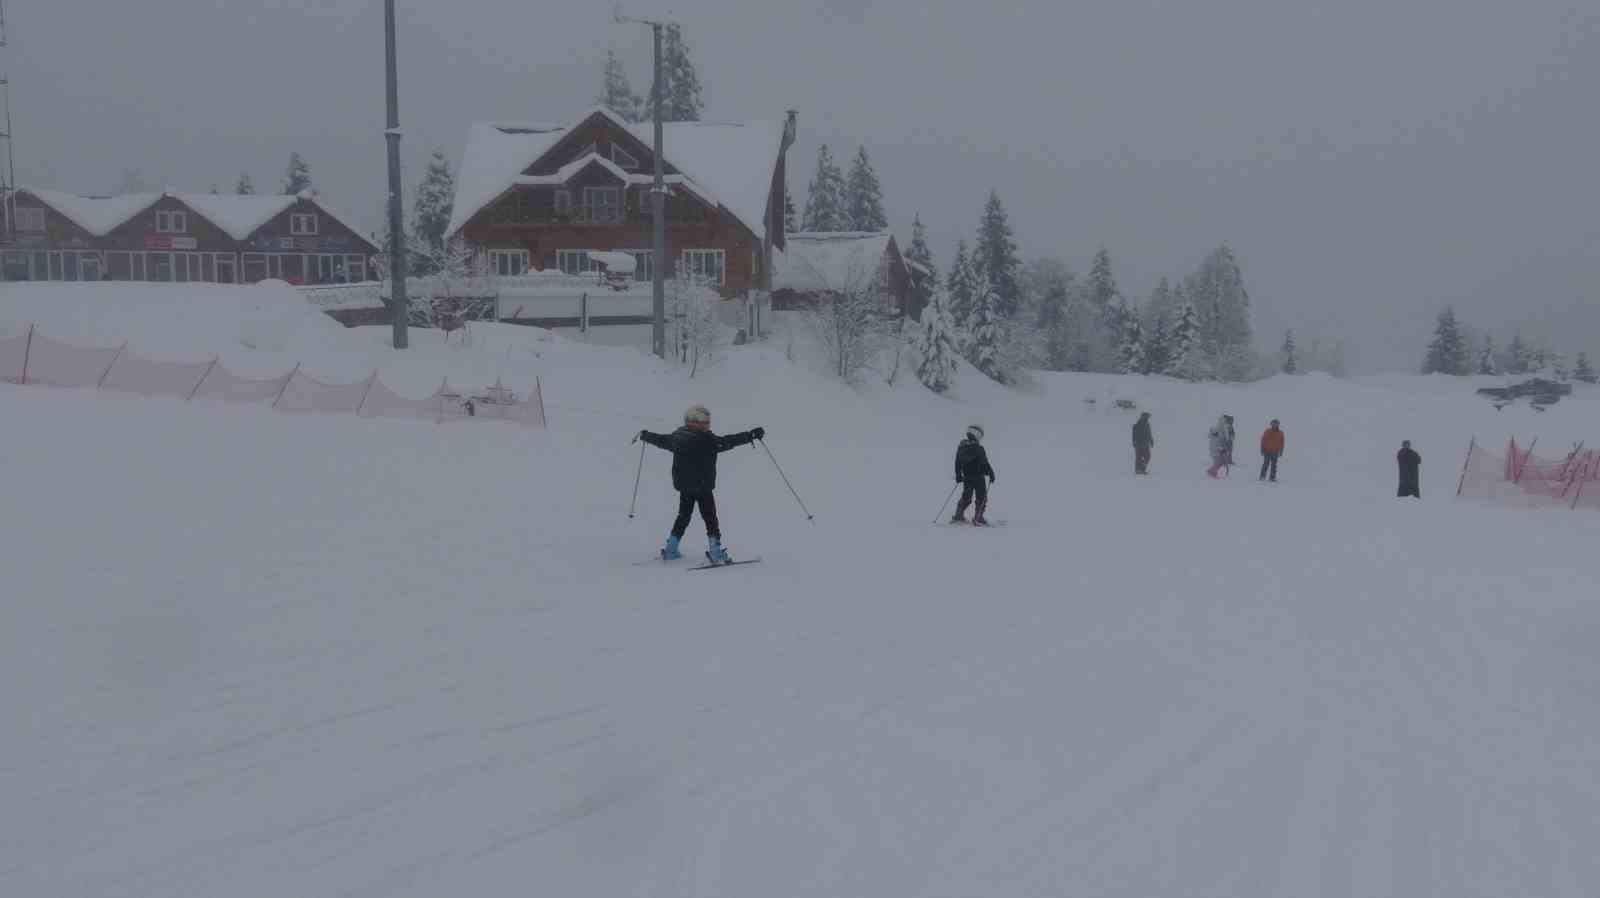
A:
[1505, 333, 1532, 374]
[235, 173, 256, 195]
[1280, 330, 1298, 374]
[1143, 314, 1170, 376]
[1088, 247, 1118, 313]
[1114, 298, 1146, 375]
[644, 24, 704, 122]
[282, 152, 312, 195]
[597, 50, 643, 122]
[965, 279, 1003, 382]
[904, 214, 938, 321]
[945, 240, 978, 333]
[913, 283, 960, 393]
[974, 190, 1022, 318]
[1422, 307, 1470, 375]
[1529, 341, 1550, 374]
[784, 183, 798, 235]
[1034, 269, 1077, 371]
[844, 146, 888, 232]
[1184, 244, 1252, 360]
[801, 145, 847, 232]
[1477, 335, 1499, 375]
[1574, 352, 1597, 384]
[1165, 299, 1202, 379]
[411, 149, 456, 261]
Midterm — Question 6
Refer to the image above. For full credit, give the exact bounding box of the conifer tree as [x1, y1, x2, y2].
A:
[1036, 273, 1077, 371]
[235, 173, 256, 195]
[974, 190, 1022, 318]
[784, 183, 798, 235]
[1165, 299, 1202, 379]
[965, 279, 1003, 382]
[801, 145, 847, 232]
[1115, 298, 1146, 375]
[945, 240, 978, 332]
[1143, 314, 1171, 376]
[411, 149, 456, 259]
[282, 152, 312, 195]
[844, 146, 888, 232]
[1574, 352, 1597, 384]
[597, 50, 643, 122]
[1477, 335, 1499, 375]
[1280, 330, 1298, 374]
[1184, 243, 1251, 354]
[644, 24, 704, 122]
[1422, 307, 1470, 375]
[1505, 333, 1532, 374]
[913, 284, 960, 394]
[904, 214, 938, 321]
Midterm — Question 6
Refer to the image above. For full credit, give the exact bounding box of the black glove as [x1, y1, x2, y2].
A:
[751, 426, 765, 441]
[955, 475, 963, 483]
[989, 473, 996, 483]
[636, 429, 646, 443]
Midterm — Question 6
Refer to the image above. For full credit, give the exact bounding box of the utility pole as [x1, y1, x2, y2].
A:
[615, 7, 667, 359]
[383, 0, 409, 349]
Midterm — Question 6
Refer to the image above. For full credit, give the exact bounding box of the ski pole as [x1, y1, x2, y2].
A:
[933, 482, 959, 524]
[759, 439, 814, 524]
[627, 435, 645, 519]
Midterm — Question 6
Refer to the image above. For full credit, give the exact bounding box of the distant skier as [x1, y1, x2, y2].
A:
[638, 405, 764, 563]
[1133, 411, 1155, 475]
[1206, 414, 1235, 478]
[1397, 440, 1422, 498]
[951, 425, 996, 525]
[1259, 419, 1284, 482]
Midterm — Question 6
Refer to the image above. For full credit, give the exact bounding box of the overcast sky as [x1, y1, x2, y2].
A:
[8, 0, 1596, 370]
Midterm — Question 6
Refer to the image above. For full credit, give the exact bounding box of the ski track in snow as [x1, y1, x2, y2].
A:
[3, 320, 1600, 897]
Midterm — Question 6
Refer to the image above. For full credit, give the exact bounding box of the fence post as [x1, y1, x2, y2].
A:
[355, 370, 378, 415]
[1455, 436, 1476, 497]
[271, 363, 300, 408]
[580, 292, 588, 333]
[96, 340, 128, 389]
[1571, 452, 1593, 510]
[186, 356, 219, 401]
[534, 376, 546, 429]
[1515, 436, 1538, 483]
[19, 323, 34, 385]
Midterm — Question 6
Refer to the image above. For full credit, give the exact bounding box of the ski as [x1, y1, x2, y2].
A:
[688, 557, 762, 571]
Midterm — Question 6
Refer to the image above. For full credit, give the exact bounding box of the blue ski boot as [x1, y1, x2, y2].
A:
[660, 534, 683, 561]
[705, 537, 731, 565]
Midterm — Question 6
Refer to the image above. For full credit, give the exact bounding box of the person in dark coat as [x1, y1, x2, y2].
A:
[1132, 412, 1155, 475]
[951, 425, 996, 525]
[1397, 440, 1422, 498]
[639, 404, 764, 561]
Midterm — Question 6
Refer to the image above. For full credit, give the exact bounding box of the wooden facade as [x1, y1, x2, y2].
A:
[1, 190, 378, 285]
[453, 109, 793, 299]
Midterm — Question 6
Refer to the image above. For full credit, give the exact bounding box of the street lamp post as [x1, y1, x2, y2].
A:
[383, 0, 409, 350]
[614, 8, 667, 359]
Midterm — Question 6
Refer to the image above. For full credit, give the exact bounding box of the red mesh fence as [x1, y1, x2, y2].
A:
[1458, 437, 1598, 510]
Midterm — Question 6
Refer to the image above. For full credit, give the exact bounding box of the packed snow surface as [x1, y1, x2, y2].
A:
[4, 284, 1600, 897]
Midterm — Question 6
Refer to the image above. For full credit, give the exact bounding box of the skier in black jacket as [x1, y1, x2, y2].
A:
[951, 425, 996, 525]
[1133, 412, 1154, 475]
[1397, 440, 1421, 498]
[639, 404, 764, 562]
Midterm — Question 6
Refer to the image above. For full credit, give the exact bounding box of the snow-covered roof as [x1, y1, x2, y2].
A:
[446, 107, 785, 241]
[19, 187, 377, 250]
[772, 232, 905, 293]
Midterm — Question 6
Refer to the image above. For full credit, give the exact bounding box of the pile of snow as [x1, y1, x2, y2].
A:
[4, 281, 1600, 897]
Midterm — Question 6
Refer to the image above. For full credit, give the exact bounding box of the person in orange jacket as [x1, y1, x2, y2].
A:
[1259, 419, 1285, 481]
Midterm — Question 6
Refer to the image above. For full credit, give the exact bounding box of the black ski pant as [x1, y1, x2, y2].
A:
[1135, 446, 1152, 474]
[954, 479, 988, 518]
[672, 490, 721, 539]
[1260, 452, 1280, 481]
[1398, 479, 1420, 499]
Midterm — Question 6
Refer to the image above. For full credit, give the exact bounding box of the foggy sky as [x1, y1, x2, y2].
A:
[7, 0, 1596, 371]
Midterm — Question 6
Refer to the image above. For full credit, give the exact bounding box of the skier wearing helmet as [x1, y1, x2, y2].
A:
[951, 425, 997, 525]
[638, 405, 764, 563]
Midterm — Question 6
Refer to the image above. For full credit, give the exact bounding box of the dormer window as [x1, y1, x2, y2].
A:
[611, 144, 641, 171]
[290, 213, 319, 236]
[155, 210, 188, 233]
[14, 206, 47, 232]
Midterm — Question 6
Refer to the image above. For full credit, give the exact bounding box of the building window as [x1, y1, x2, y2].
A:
[14, 206, 47, 232]
[290, 213, 319, 236]
[215, 254, 237, 284]
[488, 249, 529, 277]
[556, 249, 593, 276]
[155, 210, 188, 233]
[581, 187, 622, 223]
[611, 144, 640, 170]
[681, 249, 725, 286]
[554, 190, 572, 216]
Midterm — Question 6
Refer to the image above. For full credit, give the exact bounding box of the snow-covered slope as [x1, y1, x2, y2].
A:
[3, 286, 1599, 897]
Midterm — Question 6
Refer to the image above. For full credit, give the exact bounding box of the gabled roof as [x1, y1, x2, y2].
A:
[447, 107, 787, 242]
[17, 187, 377, 251]
[773, 231, 907, 293]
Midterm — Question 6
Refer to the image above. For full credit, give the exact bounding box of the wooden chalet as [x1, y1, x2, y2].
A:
[771, 231, 913, 317]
